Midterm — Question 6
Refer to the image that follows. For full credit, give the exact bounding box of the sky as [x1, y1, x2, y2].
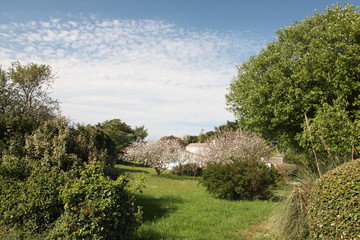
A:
[1, 0, 359, 138]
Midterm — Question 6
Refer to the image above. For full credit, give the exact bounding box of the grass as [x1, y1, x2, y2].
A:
[116, 161, 287, 240]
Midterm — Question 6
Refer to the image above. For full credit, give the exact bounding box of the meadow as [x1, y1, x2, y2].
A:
[117, 161, 288, 240]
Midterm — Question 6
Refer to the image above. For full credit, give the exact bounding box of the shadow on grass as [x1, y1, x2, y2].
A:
[135, 194, 184, 223]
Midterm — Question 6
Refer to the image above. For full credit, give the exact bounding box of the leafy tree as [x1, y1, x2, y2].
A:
[182, 135, 198, 145]
[215, 120, 240, 132]
[8, 61, 58, 114]
[226, 4, 360, 158]
[0, 62, 59, 155]
[98, 119, 147, 152]
[132, 125, 148, 141]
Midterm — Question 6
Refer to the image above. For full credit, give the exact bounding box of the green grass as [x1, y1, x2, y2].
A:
[116, 161, 284, 240]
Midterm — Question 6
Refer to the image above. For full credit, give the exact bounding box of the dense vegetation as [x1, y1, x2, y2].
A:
[3, 3, 360, 239]
[226, 3, 360, 168]
[308, 159, 360, 239]
[225, 3, 360, 239]
[201, 160, 282, 200]
[0, 62, 141, 239]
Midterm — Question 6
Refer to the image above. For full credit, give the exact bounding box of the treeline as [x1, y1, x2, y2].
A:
[0, 62, 143, 239]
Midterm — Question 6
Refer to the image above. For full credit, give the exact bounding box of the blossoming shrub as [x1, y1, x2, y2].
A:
[49, 164, 142, 240]
[201, 160, 282, 200]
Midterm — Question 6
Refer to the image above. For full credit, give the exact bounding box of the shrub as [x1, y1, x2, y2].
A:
[171, 163, 202, 177]
[308, 159, 360, 239]
[49, 164, 142, 240]
[0, 166, 67, 233]
[201, 160, 282, 200]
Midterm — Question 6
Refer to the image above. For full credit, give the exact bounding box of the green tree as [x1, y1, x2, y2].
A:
[226, 4, 360, 159]
[99, 119, 147, 152]
[0, 62, 59, 155]
[133, 125, 148, 141]
[8, 61, 58, 114]
[182, 135, 198, 145]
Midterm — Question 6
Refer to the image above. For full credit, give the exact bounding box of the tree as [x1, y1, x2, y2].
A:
[182, 135, 198, 145]
[8, 61, 59, 116]
[204, 129, 272, 164]
[98, 119, 147, 152]
[215, 120, 240, 133]
[226, 4, 360, 158]
[0, 62, 59, 155]
[133, 125, 148, 141]
[126, 139, 183, 176]
[160, 135, 186, 147]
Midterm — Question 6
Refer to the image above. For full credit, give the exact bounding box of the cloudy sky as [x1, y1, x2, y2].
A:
[1, 0, 358, 138]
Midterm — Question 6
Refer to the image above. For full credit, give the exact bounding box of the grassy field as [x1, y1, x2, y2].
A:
[116, 161, 286, 240]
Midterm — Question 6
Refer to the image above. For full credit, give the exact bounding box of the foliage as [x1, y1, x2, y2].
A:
[204, 129, 273, 164]
[201, 160, 282, 200]
[126, 139, 183, 176]
[0, 166, 68, 233]
[297, 99, 359, 171]
[214, 120, 240, 132]
[277, 163, 298, 180]
[271, 182, 311, 240]
[0, 62, 59, 155]
[171, 163, 202, 177]
[25, 118, 117, 175]
[7, 61, 58, 114]
[308, 159, 360, 239]
[98, 119, 147, 152]
[0, 62, 141, 238]
[226, 4, 360, 155]
[49, 164, 141, 240]
[182, 135, 198, 145]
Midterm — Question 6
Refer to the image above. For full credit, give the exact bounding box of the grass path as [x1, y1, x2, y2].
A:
[116, 162, 284, 240]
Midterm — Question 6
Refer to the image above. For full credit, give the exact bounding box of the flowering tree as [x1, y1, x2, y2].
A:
[205, 129, 272, 164]
[126, 139, 183, 176]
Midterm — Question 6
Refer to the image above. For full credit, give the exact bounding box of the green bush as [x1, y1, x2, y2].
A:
[201, 160, 282, 200]
[0, 166, 67, 233]
[49, 164, 142, 240]
[308, 159, 360, 239]
[171, 163, 202, 177]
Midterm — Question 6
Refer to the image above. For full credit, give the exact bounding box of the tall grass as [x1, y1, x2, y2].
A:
[116, 161, 283, 240]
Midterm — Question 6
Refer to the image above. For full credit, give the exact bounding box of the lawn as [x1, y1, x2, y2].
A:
[116, 161, 285, 240]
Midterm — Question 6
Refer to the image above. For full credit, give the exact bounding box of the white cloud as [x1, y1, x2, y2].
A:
[0, 16, 266, 138]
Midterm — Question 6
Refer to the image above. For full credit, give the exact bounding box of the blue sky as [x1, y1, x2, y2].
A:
[1, 0, 359, 138]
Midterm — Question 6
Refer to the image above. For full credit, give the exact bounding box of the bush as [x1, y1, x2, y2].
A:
[171, 163, 202, 177]
[308, 159, 360, 239]
[49, 164, 142, 240]
[201, 160, 282, 200]
[0, 166, 67, 233]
